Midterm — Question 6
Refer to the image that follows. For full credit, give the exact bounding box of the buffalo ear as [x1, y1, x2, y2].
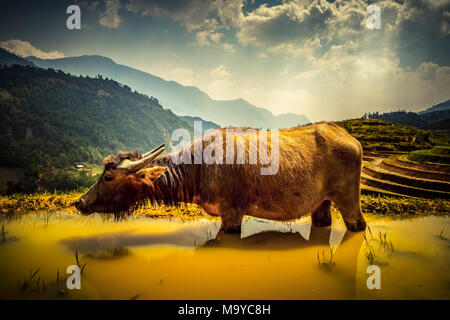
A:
[137, 166, 167, 181]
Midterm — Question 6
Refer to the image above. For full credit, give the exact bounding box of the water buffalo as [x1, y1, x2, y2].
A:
[75, 122, 366, 233]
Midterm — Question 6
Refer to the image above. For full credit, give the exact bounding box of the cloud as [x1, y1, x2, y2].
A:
[168, 67, 200, 86]
[293, 69, 320, 80]
[222, 42, 236, 53]
[237, 0, 337, 47]
[80, 1, 99, 10]
[194, 18, 223, 46]
[264, 37, 321, 58]
[99, 0, 122, 28]
[0, 39, 64, 59]
[210, 65, 231, 78]
[195, 30, 223, 46]
[417, 61, 450, 81]
[160, 63, 236, 100]
[203, 65, 236, 99]
[211, 0, 245, 28]
[116, 0, 449, 61]
[235, 0, 449, 63]
[257, 87, 312, 115]
[389, 0, 450, 60]
[214, 34, 449, 122]
[126, 0, 244, 51]
[258, 52, 268, 59]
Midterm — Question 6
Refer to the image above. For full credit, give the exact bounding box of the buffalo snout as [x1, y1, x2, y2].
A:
[74, 197, 92, 215]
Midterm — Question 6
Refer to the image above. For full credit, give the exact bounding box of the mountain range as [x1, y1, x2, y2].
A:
[25, 55, 310, 129]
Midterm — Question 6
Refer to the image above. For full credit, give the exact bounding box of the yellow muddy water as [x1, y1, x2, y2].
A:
[0, 212, 449, 299]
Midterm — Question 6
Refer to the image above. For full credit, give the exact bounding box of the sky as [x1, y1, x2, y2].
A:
[0, 0, 449, 122]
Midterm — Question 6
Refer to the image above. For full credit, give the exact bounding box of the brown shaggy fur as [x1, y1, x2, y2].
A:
[75, 123, 366, 232]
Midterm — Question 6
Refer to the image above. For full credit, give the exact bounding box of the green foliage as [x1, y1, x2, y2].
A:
[39, 170, 100, 192]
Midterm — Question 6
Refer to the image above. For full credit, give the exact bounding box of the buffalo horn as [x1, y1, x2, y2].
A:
[117, 144, 165, 172]
[142, 144, 165, 158]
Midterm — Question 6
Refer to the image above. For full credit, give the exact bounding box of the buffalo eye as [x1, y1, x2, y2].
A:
[137, 172, 146, 179]
[104, 175, 114, 182]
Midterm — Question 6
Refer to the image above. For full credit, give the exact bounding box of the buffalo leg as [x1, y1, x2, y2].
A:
[311, 200, 332, 227]
[220, 209, 244, 233]
[333, 189, 366, 232]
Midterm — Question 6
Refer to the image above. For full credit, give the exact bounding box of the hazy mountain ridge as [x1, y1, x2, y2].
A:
[26, 55, 310, 129]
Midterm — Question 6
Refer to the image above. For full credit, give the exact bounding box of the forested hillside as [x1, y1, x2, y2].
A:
[0, 65, 192, 192]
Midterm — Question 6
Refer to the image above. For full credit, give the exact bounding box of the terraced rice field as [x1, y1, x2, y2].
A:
[361, 153, 450, 199]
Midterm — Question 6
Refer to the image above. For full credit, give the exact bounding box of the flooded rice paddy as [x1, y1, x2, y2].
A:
[0, 211, 449, 299]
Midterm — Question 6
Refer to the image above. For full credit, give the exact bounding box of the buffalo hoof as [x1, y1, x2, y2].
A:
[346, 218, 366, 232]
